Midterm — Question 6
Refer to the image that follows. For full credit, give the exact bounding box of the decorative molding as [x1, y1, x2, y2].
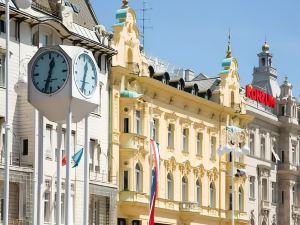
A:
[207, 167, 218, 181]
[164, 156, 177, 172]
[193, 122, 205, 130]
[193, 164, 206, 178]
[165, 112, 178, 123]
[179, 117, 193, 126]
[179, 160, 192, 175]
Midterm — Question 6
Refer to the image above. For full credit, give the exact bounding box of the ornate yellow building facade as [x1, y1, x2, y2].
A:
[109, 2, 252, 225]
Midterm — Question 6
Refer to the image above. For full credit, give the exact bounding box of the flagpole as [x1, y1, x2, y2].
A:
[65, 109, 72, 225]
[56, 123, 62, 225]
[232, 147, 235, 225]
[3, 2, 11, 225]
[37, 111, 44, 225]
[83, 116, 89, 225]
[149, 98, 153, 224]
[32, 110, 38, 225]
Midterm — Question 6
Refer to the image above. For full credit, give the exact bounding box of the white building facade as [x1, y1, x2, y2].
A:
[245, 42, 300, 225]
[0, 1, 117, 224]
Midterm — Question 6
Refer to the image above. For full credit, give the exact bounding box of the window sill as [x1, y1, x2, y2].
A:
[249, 197, 255, 201]
[196, 154, 203, 159]
[167, 147, 174, 152]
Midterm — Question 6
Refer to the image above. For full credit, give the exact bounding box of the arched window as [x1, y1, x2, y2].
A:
[239, 186, 244, 211]
[167, 173, 173, 200]
[261, 58, 266, 66]
[210, 182, 216, 208]
[182, 176, 188, 202]
[196, 179, 202, 205]
[135, 163, 142, 192]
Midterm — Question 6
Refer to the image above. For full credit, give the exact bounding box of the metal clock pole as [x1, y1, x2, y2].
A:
[65, 108, 72, 225]
[37, 111, 44, 224]
[84, 116, 89, 225]
[57, 123, 62, 225]
[3, 1, 11, 225]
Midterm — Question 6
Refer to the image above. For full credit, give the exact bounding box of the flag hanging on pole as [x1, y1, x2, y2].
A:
[62, 148, 84, 168]
[149, 139, 160, 225]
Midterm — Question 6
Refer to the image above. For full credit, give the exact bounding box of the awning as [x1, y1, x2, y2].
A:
[272, 149, 280, 162]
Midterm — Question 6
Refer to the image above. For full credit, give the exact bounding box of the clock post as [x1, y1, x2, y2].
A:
[28, 45, 100, 225]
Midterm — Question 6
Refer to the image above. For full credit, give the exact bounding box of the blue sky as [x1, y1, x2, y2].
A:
[91, 1, 300, 97]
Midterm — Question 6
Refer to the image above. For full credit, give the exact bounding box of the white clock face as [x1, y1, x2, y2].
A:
[74, 53, 98, 97]
[32, 50, 69, 94]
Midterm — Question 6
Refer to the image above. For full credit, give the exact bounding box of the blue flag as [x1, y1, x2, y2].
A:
[72, 148, 84, 168]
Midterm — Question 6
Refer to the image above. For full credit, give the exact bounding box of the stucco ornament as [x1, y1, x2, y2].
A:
[164, 156, 176, 172]
[207, 167, 218, 181]
[193, 164, 205, 178]
[179, 160, 191, 175]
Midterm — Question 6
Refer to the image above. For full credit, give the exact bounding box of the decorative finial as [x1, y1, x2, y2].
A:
[226, 28, 232, 58]
[262, 38, 270, 53]
[285, 75, 288, 82]
[122, 0, 129, 8]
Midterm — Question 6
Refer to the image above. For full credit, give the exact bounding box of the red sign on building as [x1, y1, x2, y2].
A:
[246, 85, 276, 108]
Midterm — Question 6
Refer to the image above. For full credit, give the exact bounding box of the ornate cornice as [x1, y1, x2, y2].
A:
[164, 112, 178, 123]
[180, 117, 193, 127]
[193, 122, 205, 130]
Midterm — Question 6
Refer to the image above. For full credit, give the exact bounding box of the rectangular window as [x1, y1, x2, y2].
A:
[93, 84, 102, 115]
[228, 192, 232, 210]
[249, 134, 254, 155]
[123, 170, 129, 191]
[0, 20, 5, 33]
[118, 218, 126, 225]
[136, 111, 141, 135]
[1, 199, 3, 221]
[0, 55, 5, 87]
[282, 151, 285, 163]
[22, 139, 28, 156]
[262, 178, 268, 201]
[89, 139, 96, 171]
[281, 191, 284, 204]
[124, 118, 129, 133]
[150, 119, 158, 142]
[44, 192, 51, 222]
[210, 137, 216, 160]
[260, 137, 265, 159]
[272, 182, 276, 203]
[196, 133, 203, 156]
[45, 125, 53, 159]
[182, 128, 189, 152]
[249, 176, 255, 199]
[292, 145, 297, 164]
[132, 221, 140, 225]
[167, 124, 174, 149]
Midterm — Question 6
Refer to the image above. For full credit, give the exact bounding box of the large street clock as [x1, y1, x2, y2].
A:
[28, 45, 100, 123]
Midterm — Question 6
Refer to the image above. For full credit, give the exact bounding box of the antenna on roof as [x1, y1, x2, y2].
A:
[137, 1, 153, 52]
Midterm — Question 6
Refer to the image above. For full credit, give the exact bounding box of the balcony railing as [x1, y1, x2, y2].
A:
[119, 133, 148, 151]
[179, 202, 201, 213]
[293, 205, 300, 215]
[261, 200, 270, 210]
[0, 150, 20, 166]
[89, 170, 117, 185]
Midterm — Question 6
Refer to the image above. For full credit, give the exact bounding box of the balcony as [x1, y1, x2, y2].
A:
[293, 205, 300, 215]
[119, 133, 148, 151]
[179, 202, 201, 213]
[225, 211, 248, 220]
[261, 200, 270, 211]
[89, 170, 117, 185]
[0, 150, 21, 167]
[119, 191, 149, 204]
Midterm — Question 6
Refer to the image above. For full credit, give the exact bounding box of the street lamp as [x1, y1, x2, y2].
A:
[217, 126, 250, 225]
[4, 1, 31, 225]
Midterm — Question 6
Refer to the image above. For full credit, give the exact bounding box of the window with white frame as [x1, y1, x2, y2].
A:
[136, 110, 141, 135]
[167, 124, 174, 149]
[45, 125, 53, 160]
[292, 144, 297, 165]
[150, 119, 158, 142]
[249, 176, 255, 200]
[238, 186, 244, 211]
[167, 173, 173, 200]
[262, 178, 268, 201]
[182, 176, 188, 202]
[196, 179, 201, 205]
[210, 182, 216, 208]
[135, 163, 142, 192]
[272, 182, 276, 203]
[196, 133, 203, 156]
[0, 54, 5, 87]
[182, 128, 189, 152]
[249, 133, 254, 155]
[89, 139, 96, 171]
[260, 137, 265, 160]
[210, 137, 216, 160]
[293, 185, 297, 205]
[44, 191, 51, 222]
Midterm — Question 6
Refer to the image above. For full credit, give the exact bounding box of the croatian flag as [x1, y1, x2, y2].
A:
[149, 139, 160, 225]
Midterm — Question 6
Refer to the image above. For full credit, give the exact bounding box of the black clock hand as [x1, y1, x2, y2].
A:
[80, 63, 88, 93]
[44, 58, 55, 92]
